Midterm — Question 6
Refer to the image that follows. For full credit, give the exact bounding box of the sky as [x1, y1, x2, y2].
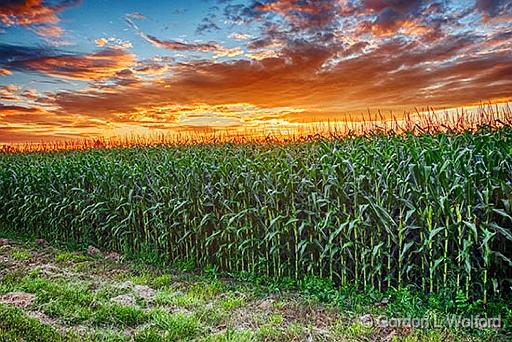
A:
[0, 0, 511, 143]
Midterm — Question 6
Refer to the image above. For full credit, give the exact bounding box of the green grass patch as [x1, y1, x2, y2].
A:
[55, 251, 91, 263]
[154, 288, 205, 308]
[149, 309, 201, 340]
[188, 280, 224, 300]
[219, 296, 245, 311]
[10, 249, 31, 261]
[202, 329, 254, 342]
[151, 274, 173, 289]
[0, 240, 511, 341]
[95, 304, 147, 326]
[0, 303, 64, 341]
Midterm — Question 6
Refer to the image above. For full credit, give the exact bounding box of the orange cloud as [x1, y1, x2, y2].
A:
[1, 0, 59, 26]
[47, 38, 512, 127]
[95, 37, 133, 49]
[2, 0, 511, 144]
[95, 37, 108, 47]
[357, 18, 434, 38]
[229, 32, 252, 41]
[19, 48, 135, 80]
[0, 0, 79, 37]
[21, 88, 39, 100]
[0, 84, 19, 101]
[132, 60, 169, 75]
[255, 0, 339, 29]
[33, 24, 64, 37]
[0, 102, 110, 143]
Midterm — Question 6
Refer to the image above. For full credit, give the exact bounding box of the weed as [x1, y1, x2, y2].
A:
[11, 249, 31, 261]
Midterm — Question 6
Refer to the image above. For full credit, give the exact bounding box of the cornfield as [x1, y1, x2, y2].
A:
[1, 125, 512, 303]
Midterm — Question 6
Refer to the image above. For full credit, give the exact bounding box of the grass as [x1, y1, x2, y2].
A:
[11, 249, 31, 261]
[0, 303, 65, 341]
[95, 304, 147, 326]
[55, 251, 92, 263]
[0, 239, 509, 341]
[149, 310, 202, 340]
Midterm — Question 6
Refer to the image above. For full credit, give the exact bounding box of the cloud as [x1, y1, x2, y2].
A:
[214, 46, 244, 58]
[222, 0, 345, 35]
[0, 106, 92, 143]
[126, 11, 145, 20]
[229, 32, 252, 40]
[0, 126, 73, 143]
[475, 0, 512, 22]
[139, 33, 221, 52]
[141, 33, 243, 57]
[21, 88, 39, 100]
[254, 0, 340, 30]
[95, 37, 133, 49]
[0, 103, 47, 119]
[95, 37, 108, 47]
[0, 84, 19, 101]
[33, 24, 64, 37]
[246, 49, 279, 60]
[13, 48, 135, 80]
[223, 3, 262, 24]
[196, 16, 221, 35]
[0, 68, 11, 75]
[0, 103, 82, 141]
[355, 0, 442, 38]
[124, 13, 233, 54]
[361, 0, 422, 13]
[476, 0, 510, 16]
[0, 0, 76, 26]
[0, 0, 80, 37]
[46, 34, 512, 126]
[0, 43, 57, 64]
[2, 0, 512, 142]
[133, 61, 169, 75]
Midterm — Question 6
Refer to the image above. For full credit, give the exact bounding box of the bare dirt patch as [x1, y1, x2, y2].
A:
[133, 284, 156, 301]
[0, 292, 35, 308]
[111, 294, 137, 306]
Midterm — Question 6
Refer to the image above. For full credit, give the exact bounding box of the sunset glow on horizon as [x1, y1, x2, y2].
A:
[1, 0, 511, 143]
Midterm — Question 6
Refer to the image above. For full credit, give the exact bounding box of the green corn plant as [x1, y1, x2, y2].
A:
[0, 126, 511, 302]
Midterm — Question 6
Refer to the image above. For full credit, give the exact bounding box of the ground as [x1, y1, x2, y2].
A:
[0, 238, 505, 341]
